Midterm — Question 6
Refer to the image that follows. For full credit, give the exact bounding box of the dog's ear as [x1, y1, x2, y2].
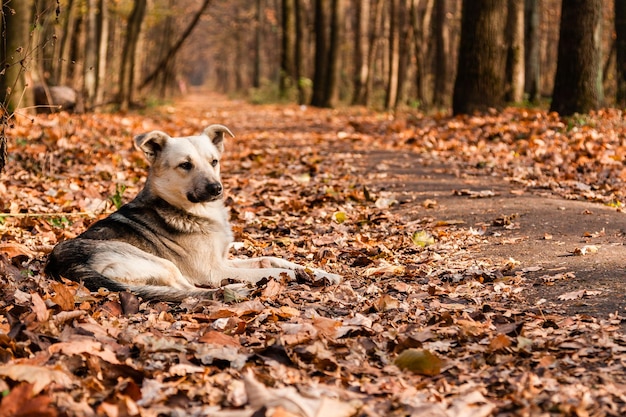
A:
[134, 131, 170, 164]
[203, 124, 234, 153]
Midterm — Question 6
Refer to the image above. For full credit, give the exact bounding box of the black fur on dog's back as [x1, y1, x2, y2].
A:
[45, 195, 221, 302]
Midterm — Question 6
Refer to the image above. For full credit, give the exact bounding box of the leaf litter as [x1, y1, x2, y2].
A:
[0, 95, 625, 415]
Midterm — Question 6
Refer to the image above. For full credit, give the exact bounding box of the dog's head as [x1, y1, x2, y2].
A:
[134, 125, 234, 209]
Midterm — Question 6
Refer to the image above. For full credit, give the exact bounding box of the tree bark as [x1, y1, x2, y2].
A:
[280, 0, 296, 97]
[385, 0, 400, 109]
[411, 0, 434, 108]
[84, 0, 98, 109]
[550, 0, 602, 116]
[294, 0, 307, 104]
[1, 0, 33, 113]
[524, 0, 540, 103]
[96, 0, 109, 106]
[505, 0, 524, 103]
[615, 0, 626, 107]
[311, 0, 329, 106]
[253, 0, 264, 89]
[452, 0, 508, 115]
[325, 0, 344, 107]
[352, 0, 370, 105]
[433, 0, 450, 107]
[119, 0, 147, 111]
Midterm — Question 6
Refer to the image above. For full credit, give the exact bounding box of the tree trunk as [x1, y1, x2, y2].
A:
[452, 0, 508, 115]
[394, 0, 411, 107]
[311, 0, 329, 106]
[550, 0, 602, 116]
[505, 0, 524, 103]
[280, 0, 296, 97]
[386, 0, 400, 109]
[84, 0, 98, 109]
[119, 0, 147, 111]
[523, 0, 540, 103]
[1, 0, 33, 113]
[253, 0, 264, 89]
[433, 0, 450, 107]
[55, 0, 75, 86]
[411, 0, 434, 108]
[615, 0, 626, 107]
[294, 0, 308, 104]
[96, 0, 109, 106]
[325, 0, 344, 107]
[352, 0, 370, 105]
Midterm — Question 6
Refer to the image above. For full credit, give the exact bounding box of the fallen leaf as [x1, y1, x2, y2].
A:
[0, 365, 74, 395]
[394, 348, 445, 376]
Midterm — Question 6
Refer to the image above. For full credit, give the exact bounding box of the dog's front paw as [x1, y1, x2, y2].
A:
[313, 270, 342, 285]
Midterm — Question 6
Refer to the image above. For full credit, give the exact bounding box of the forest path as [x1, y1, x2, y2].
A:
[363, 150, 626, 320]
[175, 90, 626, 320]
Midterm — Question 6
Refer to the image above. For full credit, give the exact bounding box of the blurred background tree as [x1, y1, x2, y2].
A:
[0, 0, 623, 123]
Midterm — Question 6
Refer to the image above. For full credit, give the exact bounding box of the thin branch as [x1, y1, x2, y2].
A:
[139, 0, 212, 89]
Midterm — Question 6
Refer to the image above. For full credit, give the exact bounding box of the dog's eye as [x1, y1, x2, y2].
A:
[178, 161, 193, 171]
[211, 159, 219, 167]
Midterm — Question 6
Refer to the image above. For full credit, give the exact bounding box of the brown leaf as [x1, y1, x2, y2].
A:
[488, 334, 512, 352]
[198, 330, 241, 347]
[394, 348, 445, 376]
[0, 365, 74, 395]
[50, 281, 75, 311]
[119, 291, 140, 315]
[30, 292, 49, 322]
[0, 383, 58, 417]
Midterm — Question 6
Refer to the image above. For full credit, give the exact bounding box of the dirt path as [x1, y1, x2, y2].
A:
[172, 91, 626, 320]
[363, 149, 626, 320]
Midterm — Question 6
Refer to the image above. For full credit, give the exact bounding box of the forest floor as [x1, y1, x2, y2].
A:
[1, 91, 626, 416]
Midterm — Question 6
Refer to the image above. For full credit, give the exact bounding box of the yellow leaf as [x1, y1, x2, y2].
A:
[411, 230, 435, 247]
[394, 348, 445, 376]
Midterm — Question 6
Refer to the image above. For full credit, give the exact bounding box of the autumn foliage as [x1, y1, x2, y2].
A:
[1, 94, 626, 415]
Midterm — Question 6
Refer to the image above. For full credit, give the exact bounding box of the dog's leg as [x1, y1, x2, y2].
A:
[226, 257, 342, 284]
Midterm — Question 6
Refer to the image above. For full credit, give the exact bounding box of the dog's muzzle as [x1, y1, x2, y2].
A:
[187, 182, 223, 203]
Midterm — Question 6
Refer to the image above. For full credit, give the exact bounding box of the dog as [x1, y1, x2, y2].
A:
[45, 125, 342, 301]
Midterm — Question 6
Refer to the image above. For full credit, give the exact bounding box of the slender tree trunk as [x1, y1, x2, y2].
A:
[325, 0, 344, 107]
[56, 0, 75, 86]
[386, 0, 400, 109]
[452, 0, 508, 115]
[294, 0, 307, 104]
[1, 0, 33, 112]
[411, 0, 434, 108]
[395, 0, 411, 107]
[96, 0, 109, 105]
[433, 0, 450, 107]
[311, 0, 329, 106]
[616, 0, 626, 107]
[119, 0, 147, 111]
[524, 0, 540, 103]
[253, 0, 264, 88]
[365, 0, 384, 105]
[505, 0, 524, 103]
[84, 0, 98, 109]
[550, 0, 602, 116]
[352, 0, 370, 105]
[280, 0, 296, 97]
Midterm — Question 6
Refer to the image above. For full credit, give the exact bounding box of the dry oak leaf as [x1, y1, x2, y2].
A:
[243, 369, 358, 417]
[0, 364, 74, 395]
[48, 340, 121, 364]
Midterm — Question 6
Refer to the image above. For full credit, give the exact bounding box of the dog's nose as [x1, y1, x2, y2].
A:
[206, 182, 222, 196]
